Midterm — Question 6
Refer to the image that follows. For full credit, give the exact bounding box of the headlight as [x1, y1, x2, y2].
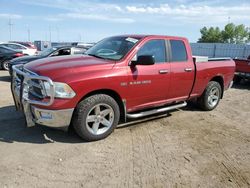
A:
[43, 82, 76, 99]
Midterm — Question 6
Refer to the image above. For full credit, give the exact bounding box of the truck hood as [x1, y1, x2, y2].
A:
[24, 55, 115, 81]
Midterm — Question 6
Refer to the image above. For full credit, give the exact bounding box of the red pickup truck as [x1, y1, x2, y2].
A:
[233, 57, 250, 83]
[11, 35, 235, 141]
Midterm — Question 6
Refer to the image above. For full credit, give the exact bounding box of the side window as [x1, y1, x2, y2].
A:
[170, 40, 187, 62]
[0, 47, 5, 53]
[4, 44, 14, 49]
[72, 48, 86, 54]
[0, 47, 10, 53]
[18, 45, 26, 49]
[9, 44, 24, 49]
[11, 44, 19, 49]
[137, 40, 166, 63]
[57, 48, 71, 56]
[51, 50, 59, 56]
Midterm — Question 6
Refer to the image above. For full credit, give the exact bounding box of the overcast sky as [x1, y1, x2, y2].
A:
[0, 0, 250, 43]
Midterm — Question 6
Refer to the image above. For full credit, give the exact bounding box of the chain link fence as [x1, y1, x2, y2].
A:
[190, 43, 250, 58]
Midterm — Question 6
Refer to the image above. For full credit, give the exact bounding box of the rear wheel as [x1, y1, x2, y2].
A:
[1, 60, 10, 70]
[198, 81, 222, 111]
[73, 94, 120, 141]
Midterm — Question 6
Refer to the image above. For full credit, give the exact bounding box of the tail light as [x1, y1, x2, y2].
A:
[14, 53, 24, 57]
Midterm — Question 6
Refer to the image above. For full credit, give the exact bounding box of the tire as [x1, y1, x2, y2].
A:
[233, 75, 242, 84]
[72, 94, 120, 141]
[198, 81, 222, 111]
[1, 60, 10, 71]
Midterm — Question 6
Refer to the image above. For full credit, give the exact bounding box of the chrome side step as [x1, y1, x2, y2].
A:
[126, 101, 187, 119]
[117, 113, 169, 128]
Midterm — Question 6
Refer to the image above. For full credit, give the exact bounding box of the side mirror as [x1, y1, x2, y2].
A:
[131, 55, 155, 66]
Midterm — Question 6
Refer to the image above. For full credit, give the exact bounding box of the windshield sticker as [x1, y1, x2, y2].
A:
[125, 37, 138, 44]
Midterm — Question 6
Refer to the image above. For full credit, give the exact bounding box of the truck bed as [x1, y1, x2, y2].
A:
[190, 58, 235, 98]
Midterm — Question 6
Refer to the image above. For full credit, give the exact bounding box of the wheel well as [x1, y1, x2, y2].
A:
[79, 89, 125, 123]
[210, 76, 224, 98]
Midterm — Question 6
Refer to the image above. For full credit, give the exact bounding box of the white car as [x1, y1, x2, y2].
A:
[0, 42, 37, 56]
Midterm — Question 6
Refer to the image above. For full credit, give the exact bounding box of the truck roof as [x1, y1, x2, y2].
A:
[114, 34, 188, 41]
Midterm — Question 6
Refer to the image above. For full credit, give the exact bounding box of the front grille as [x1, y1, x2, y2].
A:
[28, 80, 44, 100]
[12, 65, 54, 106]
[14, 68, 45, 101]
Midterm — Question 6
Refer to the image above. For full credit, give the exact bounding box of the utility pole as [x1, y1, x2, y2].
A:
[56, 26, 60, 42]
[8, 18, 13, 41]
[49, 26, 51, 42]
[79, 33, 82, 42]
[28, 28, 30, 42]
[27, 25, 30, 42]
[45, 31, 47, 41]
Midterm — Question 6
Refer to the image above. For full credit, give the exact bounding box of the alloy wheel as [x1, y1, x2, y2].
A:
[208, 87, 220, 108]
[85, 103, 114, 135]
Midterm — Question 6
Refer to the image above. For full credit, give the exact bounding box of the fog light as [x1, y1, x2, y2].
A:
[40, 112, 52, 119]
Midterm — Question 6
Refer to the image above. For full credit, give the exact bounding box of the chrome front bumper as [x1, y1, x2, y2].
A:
[31, 106, 74, 128]
[11, 65, 74, 129]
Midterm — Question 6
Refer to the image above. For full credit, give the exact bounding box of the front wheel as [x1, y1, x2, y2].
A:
[198, 81, 222, 111]
[1, 60, 10, 70]
[72, 94, 120, 141]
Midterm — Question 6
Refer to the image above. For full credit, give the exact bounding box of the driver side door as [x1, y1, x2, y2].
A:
[126, 39, 170, 112]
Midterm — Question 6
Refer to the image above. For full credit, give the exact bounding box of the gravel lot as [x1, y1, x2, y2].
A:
[0, 70, 249, 188]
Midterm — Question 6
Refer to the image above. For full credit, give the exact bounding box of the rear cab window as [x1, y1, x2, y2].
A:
[169, 40, 187, 62]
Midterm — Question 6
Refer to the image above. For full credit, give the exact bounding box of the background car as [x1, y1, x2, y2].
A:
[0, 46, 24, 70]
[233, 55, 250, 83]
[77, 42, 95, 49]
[9, 45, 87, 75]
[11, 41, 38, 52]
[0, 42, 37, 56]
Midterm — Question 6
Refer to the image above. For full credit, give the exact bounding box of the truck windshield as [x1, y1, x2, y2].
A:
[86, 36, 141, 61]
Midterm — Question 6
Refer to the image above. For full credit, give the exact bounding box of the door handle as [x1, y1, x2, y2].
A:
[184, 68, 193, 72]
[159, 69, 168, 74]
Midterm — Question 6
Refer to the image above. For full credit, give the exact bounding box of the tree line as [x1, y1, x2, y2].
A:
[198, 23, 250, 44]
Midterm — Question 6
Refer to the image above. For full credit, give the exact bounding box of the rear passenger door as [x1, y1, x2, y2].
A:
[168, 39, 195, 101]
